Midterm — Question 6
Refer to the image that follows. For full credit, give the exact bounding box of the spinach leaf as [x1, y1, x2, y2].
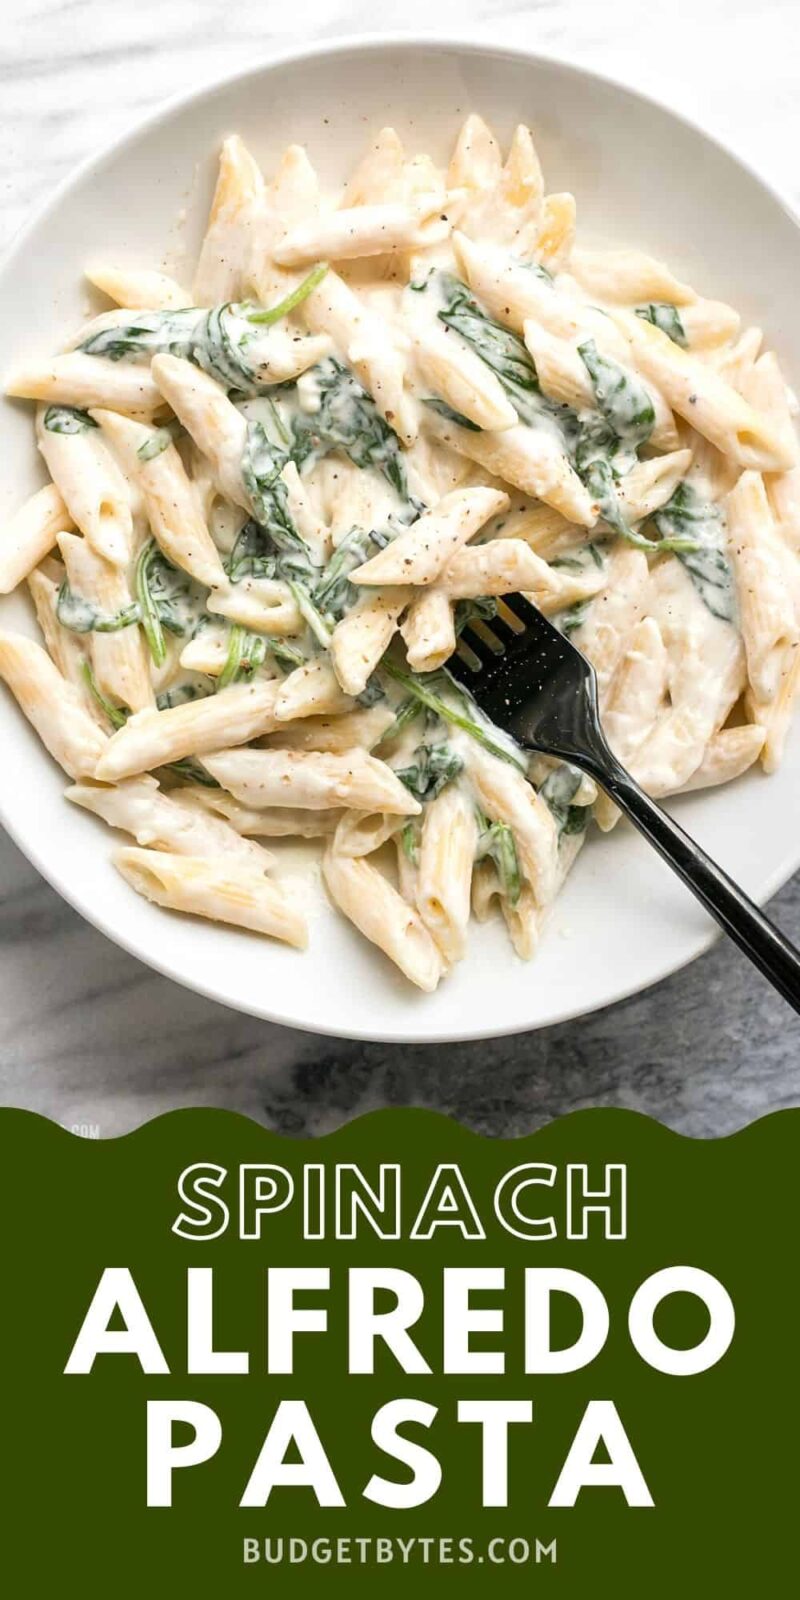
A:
[246, 262, 329, 325]
[291, 357, 407, 497]
[240, 423, 296, 550]
[285, 580, 334, 648]
[267, 637, 308, 673]
[355, 675, 386, 709]
[554, 599, 591, 637]
[423, 396, 482, 432]
[430, 269, 580, 438]
[57, 584, 140, 635]
[438, 273, 536, 388]
[137, 426, 174, 462]
[476, 814, 522, 906]
[78, 277, 325, 397]
[382, 663, 526, 771]
[156, 682, 209, 710]
[218, 624, 266, 689]
[425, 276, 662, 548]
[313, 527, 379, 621]
[572, 411, 638, 541]
[217, 624, 304, 689]
[395, 742, 464, 802]
[538, 764, 590, 836]
[239, 421, 328, 640]
[571, 411, 694, 555]
[162, 757, 220, 788]
[577, 338, 655, 452]
[135, 541, 168, 667]
[401, 820, 420, 867]
[194, 303, 260, 392]
[78, 307, 200, 363]
[652, 482, 736, 622]
[520, 260, 554, 285]
[80, 660, 128, 727]
[225, 519, 278, 583]
[135, 541, 196, 666]
[436, 272, 542, 423]
[454, 595, 499, 636]
[380, 696, 424, 744]
[635, 303, 688, 348]
[550, 542, 604, 573]
[43, 405, 98, 435]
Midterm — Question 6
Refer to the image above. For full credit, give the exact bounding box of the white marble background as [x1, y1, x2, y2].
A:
[2, 0, 799, 1137]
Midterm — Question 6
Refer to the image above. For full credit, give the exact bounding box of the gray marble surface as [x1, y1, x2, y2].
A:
[2, 0, 799, 1137]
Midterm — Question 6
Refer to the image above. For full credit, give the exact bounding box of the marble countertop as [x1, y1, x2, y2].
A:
[2, 0, 799, 1137]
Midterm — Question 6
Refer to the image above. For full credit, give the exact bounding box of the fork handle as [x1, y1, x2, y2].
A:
[599, 760, 800, 1012]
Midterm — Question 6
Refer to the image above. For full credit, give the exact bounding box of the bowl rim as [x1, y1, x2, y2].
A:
[1, 29, 798, 1042]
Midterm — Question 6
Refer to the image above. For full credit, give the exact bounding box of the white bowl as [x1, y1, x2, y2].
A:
[1, 35, 798, 1041]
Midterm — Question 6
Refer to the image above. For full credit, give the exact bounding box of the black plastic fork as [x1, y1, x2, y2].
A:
[447, 597, 800, 1012]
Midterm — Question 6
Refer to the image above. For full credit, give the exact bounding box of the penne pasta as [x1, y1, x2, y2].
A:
[671, 724, 766, 793]
[423, 407, 597, 526]
[202, 746, 420, 815]
[265, 703, 394, 754]
[570, 546, 650, 702]
[680, 298, 741, 350]
[450, 121, 544, 258]
[274, 656, 355, 720]
[570, 247, 697, 305]
[114, 846, 307, 947]
[439, 538, 564, 600]
[57, 530, 154, 713]
[207, 576, 303, 637]
[616, 449, 694, 523]
[458, 737, 559, 908]
[251, 143, 418, 445]
[175, 786, 343, 837]
[6, 353, 164, 414]
[725, 471, 798, 705]
[522, 320, 679, 451]
[332, 809, 405, 857]
[400, 588, 456, 673]
[452, 231, 628, 355]
[411, 321, 518, 432]
[535, 192, 576, 273]
[447, 114, 502, 197]
[416, 781, 479, 962]
[630, 557, 745, 793]
[66, 774, 275, 867]
[0, 483, 73, 594]
[601, 616, 668, 765]
[274, 197, 449, 265]
[36, 407, 133, 567]
[95, 680, 282, 781]
[0, 630, 108, 778]
[150, 353, 249, 507]
[329, 587, 413, 696]
[194, 135, 265, 305]
[27, 561, 92, 703]
[85, 265, 192, 310]
[350, 487, 508, 587]
[746, 643, 800, 774]
[619, 312, 795, 472]
[593, 617, 668, 830]
[741, 352, 800, 551]
[322, 845, 444, 991]
[92, 409, 226, 588]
